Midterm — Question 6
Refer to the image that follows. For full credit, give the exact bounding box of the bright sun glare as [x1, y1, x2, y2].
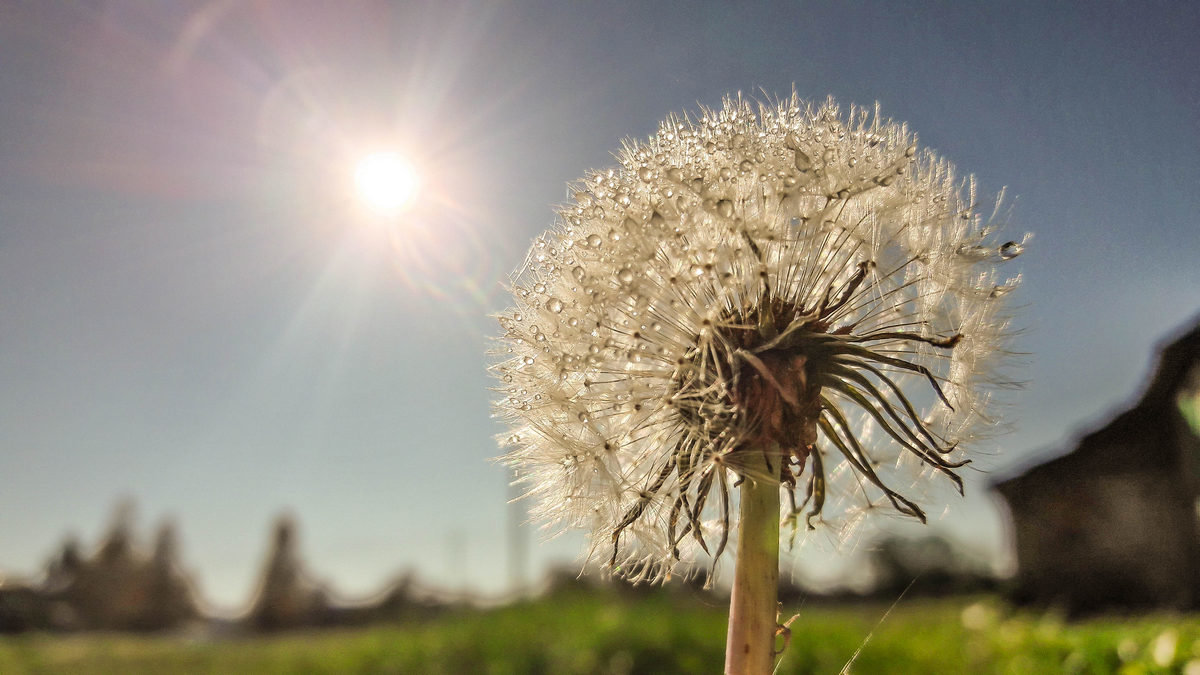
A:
[354, 151, 419, 214]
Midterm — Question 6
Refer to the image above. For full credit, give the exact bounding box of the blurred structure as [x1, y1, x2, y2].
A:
[995, 314, 1200, 615]
[246, 515, 332, 630]
[0, 501, 200, 632]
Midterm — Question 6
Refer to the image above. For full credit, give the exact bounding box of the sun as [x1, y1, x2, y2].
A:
[354, 151, 419, 214]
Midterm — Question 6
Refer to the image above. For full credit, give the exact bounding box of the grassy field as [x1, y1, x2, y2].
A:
[2, 590, 1198, 674]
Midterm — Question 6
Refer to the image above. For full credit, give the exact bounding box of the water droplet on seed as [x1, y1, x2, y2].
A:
[617, 267, 635, 283]
[586, 234, 602, 247]
[716, 199, 734, 218]
[546, 297, 564, 313]
[572, 266, 586, 282]
[999, 241, 1024, 260]
[638, 166, 654, 182]
[794, 149, 812, 172]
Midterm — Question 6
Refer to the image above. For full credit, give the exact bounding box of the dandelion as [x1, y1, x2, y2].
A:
[493, 93, 1021, 673]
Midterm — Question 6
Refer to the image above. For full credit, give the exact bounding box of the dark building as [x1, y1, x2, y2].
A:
[994, 315, 1200, 615]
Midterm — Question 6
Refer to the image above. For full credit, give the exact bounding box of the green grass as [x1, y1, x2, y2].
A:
[1, 591, 1198, 673]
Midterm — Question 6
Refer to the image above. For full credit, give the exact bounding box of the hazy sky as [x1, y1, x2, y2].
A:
[1, 1, 1197, 611]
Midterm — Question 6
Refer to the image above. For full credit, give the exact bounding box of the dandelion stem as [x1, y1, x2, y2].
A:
[725, 448, 781, 675]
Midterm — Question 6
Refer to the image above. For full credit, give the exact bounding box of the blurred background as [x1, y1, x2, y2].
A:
[0, 0, 1197, 620]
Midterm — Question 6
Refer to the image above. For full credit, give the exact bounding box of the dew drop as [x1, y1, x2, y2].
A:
[617, 267, 635, 283]
[690, 264, 706, 277]
[999, 241, 1024, 260]
[545, 297, 564, 313]
[638, 166, 654, 182]
[719, 166, 734, 180]
[848, 156, 858, 167]
[572, 266, 587, 282]
[523, 356, 535, 365]
[715, 199, 735, 218]
[794, 149, 812, 172]
[666, 167, 683, 182]
[905, 145, 917, 157]
[608, 229, 622, 242]
[586, 233, 602, 247]
[577, 411, 590, 423]
[739, 159, 754, 173]
[533, 282, 546, 293]
[822, 147, 836, 163]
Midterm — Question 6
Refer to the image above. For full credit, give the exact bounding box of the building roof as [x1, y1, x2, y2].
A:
[995, 312, 1200, 494]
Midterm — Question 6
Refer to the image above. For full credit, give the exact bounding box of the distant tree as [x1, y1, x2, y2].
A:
[868, 534, 996, 597]
[140, 520, 199, 630]
[247, 514, 329, 630]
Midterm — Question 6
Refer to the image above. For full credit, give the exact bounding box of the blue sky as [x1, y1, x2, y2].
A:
[1, 1, 1197, 611]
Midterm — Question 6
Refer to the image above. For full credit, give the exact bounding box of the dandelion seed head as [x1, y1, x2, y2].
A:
[492, 93, 1022, 583]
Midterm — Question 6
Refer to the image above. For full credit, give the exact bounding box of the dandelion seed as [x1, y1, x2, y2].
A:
[492, 92, 1021, 671]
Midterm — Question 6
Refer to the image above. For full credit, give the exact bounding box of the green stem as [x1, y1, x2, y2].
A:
[724, 449, 781, 675]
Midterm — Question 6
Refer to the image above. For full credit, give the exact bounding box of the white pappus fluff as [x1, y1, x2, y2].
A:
[492, 94, 1023, 584]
